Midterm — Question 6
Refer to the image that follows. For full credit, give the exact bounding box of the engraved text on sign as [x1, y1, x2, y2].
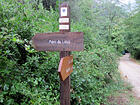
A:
[32, 32, 84, 51]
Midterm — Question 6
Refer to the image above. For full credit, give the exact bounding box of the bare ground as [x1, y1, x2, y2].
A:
[119, 53, 140, 99]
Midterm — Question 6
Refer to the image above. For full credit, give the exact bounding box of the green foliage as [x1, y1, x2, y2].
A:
[0, 0, 123, 105]
[69, 0, 126, 53]
[70, 22, 120, 104]
[125, 10, 140, 59]
[0, 0, 60, 104]
[42, 0, 57, 10]
[110, 21, 126, 53]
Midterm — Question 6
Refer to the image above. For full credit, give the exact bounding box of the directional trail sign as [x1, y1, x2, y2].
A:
[32, 32, 84, 51]
[58, 55, 73, 81]
[31, 2, 84, 105]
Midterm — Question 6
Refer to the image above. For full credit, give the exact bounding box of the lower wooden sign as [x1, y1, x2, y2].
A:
[58, 55, 73, 81]
[32, 32, 84, 51]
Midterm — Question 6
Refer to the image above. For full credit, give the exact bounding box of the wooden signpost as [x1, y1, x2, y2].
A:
[32, 2, 84, 105]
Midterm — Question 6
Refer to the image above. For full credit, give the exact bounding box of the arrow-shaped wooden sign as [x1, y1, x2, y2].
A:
[32, 32, 84, 51]
[58, 55, 73, 81]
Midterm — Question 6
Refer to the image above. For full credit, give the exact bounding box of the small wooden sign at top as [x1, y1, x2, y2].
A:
[59, 3, 70, 31]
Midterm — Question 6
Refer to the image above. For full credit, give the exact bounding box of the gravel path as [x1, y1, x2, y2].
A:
[119, 53, 140, 98]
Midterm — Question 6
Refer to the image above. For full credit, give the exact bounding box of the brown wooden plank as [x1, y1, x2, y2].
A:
[58, 55, 73, 81]
[32, 32, 84, 51]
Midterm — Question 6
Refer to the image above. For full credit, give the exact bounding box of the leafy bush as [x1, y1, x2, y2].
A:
[125, 11, 140, 59]
[0, 0, 60, 104]
[70, 22, 120, 104]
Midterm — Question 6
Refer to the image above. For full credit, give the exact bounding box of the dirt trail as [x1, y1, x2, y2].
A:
[119, 53, 140, 98]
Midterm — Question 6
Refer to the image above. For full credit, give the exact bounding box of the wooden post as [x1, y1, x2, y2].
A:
[59, 3, 71, 105]
[60, 52, 70, 105]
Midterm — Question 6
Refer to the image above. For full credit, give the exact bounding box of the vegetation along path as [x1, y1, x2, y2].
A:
[119, 53, 140, 99]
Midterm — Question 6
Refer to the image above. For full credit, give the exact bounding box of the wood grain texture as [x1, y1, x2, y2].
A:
[58, 55, 73, 81]
[59, 3, 71, 105]
[32, 32, 84, 51]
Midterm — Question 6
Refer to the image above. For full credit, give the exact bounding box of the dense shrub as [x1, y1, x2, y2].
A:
[0, 0, 121, 105]
[70, 22, 119, 104]
[0, 1, 60, 104]
[125, 11, 140, 59]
